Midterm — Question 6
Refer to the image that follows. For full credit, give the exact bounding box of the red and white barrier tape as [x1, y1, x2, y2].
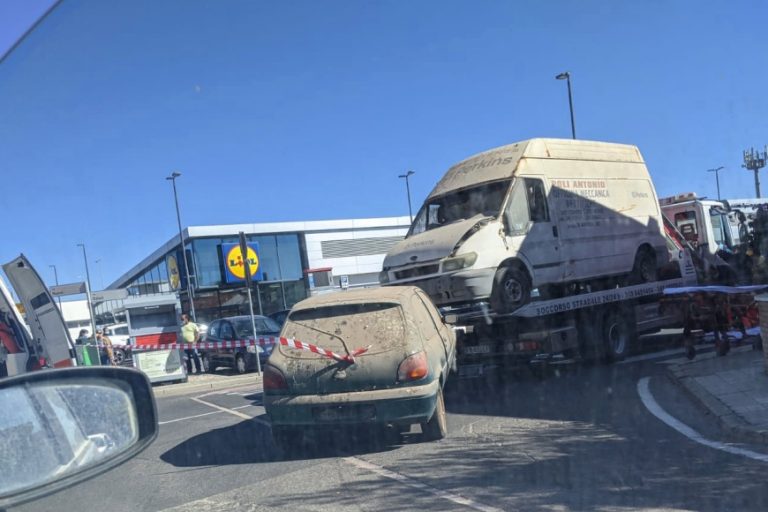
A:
[130, 337, 371, 364]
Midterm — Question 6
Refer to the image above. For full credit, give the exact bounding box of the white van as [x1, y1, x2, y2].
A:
[380, 138, 668, 312]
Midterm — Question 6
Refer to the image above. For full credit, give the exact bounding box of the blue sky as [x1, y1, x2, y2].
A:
[1, 0, 767, 289]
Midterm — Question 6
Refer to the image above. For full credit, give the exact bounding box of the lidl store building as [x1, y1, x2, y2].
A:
[101, 216, 410, 323]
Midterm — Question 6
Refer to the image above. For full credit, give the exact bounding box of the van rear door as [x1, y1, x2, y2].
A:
[2, 255, 75, 369]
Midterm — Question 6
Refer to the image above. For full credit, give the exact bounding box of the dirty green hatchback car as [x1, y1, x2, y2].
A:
[263, 286, 457, 449]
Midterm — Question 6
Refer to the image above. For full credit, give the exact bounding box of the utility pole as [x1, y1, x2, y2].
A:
[555, 71, 576, 139]
[77, 244, 98, 340]
[706, 166, 725, 200]
[166, 172, 197, 321]
[398, 170, 415, 223]
[49, 264, 62, 309]
[742, 147, 767, 198]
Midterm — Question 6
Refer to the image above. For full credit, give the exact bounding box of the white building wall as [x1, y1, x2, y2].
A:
[57, 299, 92, 339]
[304, 224, 409, 286]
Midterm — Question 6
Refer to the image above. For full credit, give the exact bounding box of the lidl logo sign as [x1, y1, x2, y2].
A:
[223, 242, 262, 283]
[166, 254, 181, 290]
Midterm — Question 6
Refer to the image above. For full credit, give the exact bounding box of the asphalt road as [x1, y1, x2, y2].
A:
[14, 340, 768, 512]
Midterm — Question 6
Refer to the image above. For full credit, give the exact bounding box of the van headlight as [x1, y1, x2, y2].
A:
[379, 270, 390, 283]
[441, 252, 478, 272]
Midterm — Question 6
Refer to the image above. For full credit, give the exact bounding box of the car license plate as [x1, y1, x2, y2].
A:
[463, 344, 492, 355]
[312, 404, 376, 422]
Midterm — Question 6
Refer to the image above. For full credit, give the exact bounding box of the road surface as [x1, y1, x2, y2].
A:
[15, 343, 768, 511]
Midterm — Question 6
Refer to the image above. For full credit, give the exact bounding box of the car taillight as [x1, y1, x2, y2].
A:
[397, 351, 428, 382]
[263, 365, 287, 391]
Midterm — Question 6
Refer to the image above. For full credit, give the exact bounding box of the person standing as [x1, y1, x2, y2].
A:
[95, 329, 115, 366]
[181, 314, 202, 374]
[76, 329, 90, 345]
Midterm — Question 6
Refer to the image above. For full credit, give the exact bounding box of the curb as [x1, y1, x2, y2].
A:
[666, 356, 768, 446]
[153, 374, 263, 398]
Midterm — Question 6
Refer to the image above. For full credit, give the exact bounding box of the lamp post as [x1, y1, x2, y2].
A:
[166, 171, 197, 321]
[77, 244, 98, 339]
[48, 264, 61, 309]
[742, 147, 767, 198]
[706, 166, 725, 200]
[555, 71, 576, 139]
[398, 170, 415, 223]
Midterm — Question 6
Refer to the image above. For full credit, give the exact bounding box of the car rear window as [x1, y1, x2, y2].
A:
[284, 302, 406, 352]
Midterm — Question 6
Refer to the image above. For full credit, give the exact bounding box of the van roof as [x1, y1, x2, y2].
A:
[429, 138, 645, 199]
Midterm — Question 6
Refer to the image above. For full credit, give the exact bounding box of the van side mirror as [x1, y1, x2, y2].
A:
[0, 367, 158, 509]
[443, 314, 458, 324]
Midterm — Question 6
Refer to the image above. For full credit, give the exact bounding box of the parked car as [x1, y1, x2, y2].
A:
[101, 323, 130, 365]
[264, 286, 457, 450]
[201, 315, 280, 374]
[267, 309, 291, 328]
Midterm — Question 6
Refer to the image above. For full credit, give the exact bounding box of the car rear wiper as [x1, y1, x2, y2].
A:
[290, 320, 352, 357]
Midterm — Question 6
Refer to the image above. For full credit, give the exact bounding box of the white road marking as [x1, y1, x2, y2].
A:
[191, 396, 271, 426]
[637, 376, 768, 463]
[188, 399, 503, 511]
[343, 456, 504, 512]
[617, 347, 688, 364]
[159, 410, 221, 425]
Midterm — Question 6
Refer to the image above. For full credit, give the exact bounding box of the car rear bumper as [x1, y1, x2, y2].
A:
[265, 379, 440, 426]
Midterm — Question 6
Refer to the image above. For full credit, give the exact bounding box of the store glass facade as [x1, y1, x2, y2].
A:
[114, 233, 308, 324]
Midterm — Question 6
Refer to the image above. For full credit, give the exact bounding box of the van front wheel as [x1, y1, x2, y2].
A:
[490, 266, 531, 313]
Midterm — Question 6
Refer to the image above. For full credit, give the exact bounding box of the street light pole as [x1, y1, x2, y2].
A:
[398, 170, 415, 223]
[742, 147, 767, 198]
[166, 171, 197, 321]
[555, 71, 576, 139]
[706, 166, 725, 200]
[77, 244, 98, 339]
[49, 264, 62, 309]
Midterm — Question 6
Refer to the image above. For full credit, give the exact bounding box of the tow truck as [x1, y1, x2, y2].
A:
[444, 219, 702, 376]
[0, 255, 76, 377]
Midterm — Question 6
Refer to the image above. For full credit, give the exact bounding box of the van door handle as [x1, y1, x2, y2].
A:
[552, 226, 559, 237]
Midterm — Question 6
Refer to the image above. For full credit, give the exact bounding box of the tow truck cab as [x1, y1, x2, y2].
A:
[659, 193, 741, 255]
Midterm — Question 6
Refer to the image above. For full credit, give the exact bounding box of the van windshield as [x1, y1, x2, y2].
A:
[408, 180, 511, 237]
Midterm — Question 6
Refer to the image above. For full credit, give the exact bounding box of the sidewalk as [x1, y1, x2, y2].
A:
[667, 344, 768, 444]
[152, 371, 263, 398]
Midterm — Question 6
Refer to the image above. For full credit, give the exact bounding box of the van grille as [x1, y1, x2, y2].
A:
[394, 264, 440, 280]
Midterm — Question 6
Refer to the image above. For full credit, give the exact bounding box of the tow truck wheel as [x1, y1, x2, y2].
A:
[602, 309, 633, 362]
[491, 266, 531, 313]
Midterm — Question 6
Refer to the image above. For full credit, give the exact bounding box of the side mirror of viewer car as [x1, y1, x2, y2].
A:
[0, 367, 158, 509]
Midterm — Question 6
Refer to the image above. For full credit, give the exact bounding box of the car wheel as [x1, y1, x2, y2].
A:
[421, 388, 447, 441]
[235, 353, 247, 374]
[490, 266, 531, 314]
[201, 353, 213, 373]
[112, 347, 125, 366]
